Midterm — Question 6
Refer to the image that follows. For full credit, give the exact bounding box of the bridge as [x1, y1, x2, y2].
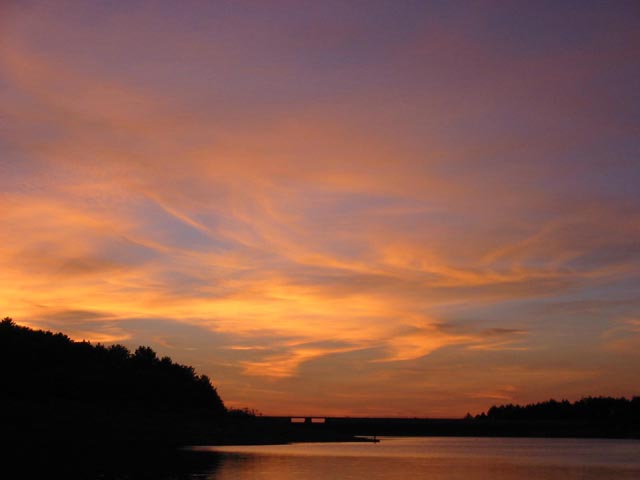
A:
[259, 415, 327, 424]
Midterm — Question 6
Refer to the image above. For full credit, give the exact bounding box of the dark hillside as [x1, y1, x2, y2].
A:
[0, 317, 226, 449]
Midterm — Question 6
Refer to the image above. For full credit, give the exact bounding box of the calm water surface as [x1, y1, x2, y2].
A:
[190, 437, 640, 480]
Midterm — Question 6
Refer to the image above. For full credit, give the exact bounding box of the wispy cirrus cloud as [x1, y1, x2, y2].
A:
[1, 0, 639, 415]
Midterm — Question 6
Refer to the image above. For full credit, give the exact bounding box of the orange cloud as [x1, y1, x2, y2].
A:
[1, 1, 639, 416]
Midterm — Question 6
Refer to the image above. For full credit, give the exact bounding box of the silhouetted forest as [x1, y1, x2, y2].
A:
[1, 318, 369, 454]
[4, 317, 639, 456]
[1, 317, 227, 449]
[479, 397, 640, 422]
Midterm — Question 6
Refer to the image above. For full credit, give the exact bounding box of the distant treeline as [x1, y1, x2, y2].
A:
[478, 396, 640, 422]
[0, 317, 227, 448]
[319, 399, 640, 439]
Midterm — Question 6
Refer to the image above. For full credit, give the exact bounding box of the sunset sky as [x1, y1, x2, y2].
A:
[1, 1, 639, 417]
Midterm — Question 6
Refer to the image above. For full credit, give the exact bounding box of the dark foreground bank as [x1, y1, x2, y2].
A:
[4, 445, 222, 479]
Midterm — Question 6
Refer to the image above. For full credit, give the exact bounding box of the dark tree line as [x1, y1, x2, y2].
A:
[0, 317, 227, 447]
[479, 396, 640, 421]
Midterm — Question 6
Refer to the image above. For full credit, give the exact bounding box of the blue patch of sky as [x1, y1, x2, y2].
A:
[134, 197, 231, 252]
[97, 235, 160, 266]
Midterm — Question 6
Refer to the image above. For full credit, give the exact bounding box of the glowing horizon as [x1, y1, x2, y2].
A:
[1, 1, 639, 417]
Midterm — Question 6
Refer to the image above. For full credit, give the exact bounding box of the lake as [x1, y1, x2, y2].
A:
[188, 437, 640, 479]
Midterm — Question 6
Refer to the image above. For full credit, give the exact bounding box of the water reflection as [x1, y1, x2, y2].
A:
[18, 437, 640, 479]
[210, 452, 637, 480]
[202, 437, 640, 480]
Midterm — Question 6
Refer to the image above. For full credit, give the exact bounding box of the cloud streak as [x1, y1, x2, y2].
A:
[1, 0, 639, 416]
